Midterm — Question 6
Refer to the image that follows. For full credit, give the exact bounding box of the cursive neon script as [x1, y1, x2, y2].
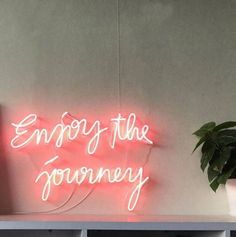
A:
[35, 155, 149, 211]
[11, 112, 153, 154]
[10, 112, 154, 211]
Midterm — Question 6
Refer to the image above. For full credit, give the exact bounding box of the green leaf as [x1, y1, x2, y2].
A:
[207, 166, 220, 183]
[211, 147, 231, 171]
[193, 122, 216, 138]
[218, 129, 236, 137]
[213, 121, 236, 132]
[217, 167, 236, 185]
[210, 179, 220, 192]
[192, 136, 207, 153]
[216, 136, 236, 146]
[200, 145, 216, 172]
[201, 141, 213, 153]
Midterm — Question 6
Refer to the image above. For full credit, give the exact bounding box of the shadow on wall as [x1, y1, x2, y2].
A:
[0, 106, 13, 214]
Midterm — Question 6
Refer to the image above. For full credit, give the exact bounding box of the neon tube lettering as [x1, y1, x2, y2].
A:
[11, 113, 37, 149]
[35, 156, 149, 211]
[110, 113, 153, 148]
[11, 112, 108, 154]
[11, 112, 153, 211]
[11, 112, 153, 153]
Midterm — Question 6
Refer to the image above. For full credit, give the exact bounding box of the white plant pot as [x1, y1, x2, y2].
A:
[225, 179, 236, 216]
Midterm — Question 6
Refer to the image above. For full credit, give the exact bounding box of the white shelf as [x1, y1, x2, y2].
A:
[0, 215, 234, 237]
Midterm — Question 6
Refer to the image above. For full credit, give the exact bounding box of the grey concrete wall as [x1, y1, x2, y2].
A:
[0, 0, 235, 215]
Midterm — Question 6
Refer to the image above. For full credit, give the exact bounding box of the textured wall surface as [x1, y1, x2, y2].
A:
[0, 0, 235, 215]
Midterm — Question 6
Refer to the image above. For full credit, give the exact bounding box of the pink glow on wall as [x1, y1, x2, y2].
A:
[10, 112, 155, 211]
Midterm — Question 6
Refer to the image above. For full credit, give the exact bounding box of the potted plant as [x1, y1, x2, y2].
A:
[192, 121, 236, 215]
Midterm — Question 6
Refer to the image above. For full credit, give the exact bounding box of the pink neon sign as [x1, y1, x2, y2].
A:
[11, 112, 154, 211]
